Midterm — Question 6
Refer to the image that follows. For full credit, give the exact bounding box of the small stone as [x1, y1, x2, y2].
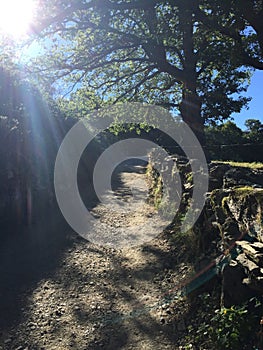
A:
[236, 253, 261, 275]
[55, 310, 63, 317]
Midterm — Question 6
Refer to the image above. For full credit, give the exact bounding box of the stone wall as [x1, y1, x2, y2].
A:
[147, 153, 263, 306]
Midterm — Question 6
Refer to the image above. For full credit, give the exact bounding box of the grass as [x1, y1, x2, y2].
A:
[230, 186, 263, 201]
[211, 161, 263, 169]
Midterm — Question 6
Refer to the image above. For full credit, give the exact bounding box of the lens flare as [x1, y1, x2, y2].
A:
[0, 0, 35, 38]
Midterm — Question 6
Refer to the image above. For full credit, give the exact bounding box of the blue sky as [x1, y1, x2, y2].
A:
[232, 70, 263, 130]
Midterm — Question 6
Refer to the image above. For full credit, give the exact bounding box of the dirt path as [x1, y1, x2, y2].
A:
[0, 163, 194, 350]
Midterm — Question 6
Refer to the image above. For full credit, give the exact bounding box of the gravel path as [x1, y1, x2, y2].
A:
[0, 164, 194, 350]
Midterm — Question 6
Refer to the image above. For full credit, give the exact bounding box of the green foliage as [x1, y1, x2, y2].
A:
[197, 0, 263, 70]
[212, 161, 263, 169]
[57, 88, 104, 119]
[206, 121, 244, 145]
[244, 119, 263, 144]
[210, 299, 262, 349]
[212, 305, 249, 349]
[184, 293, 262, 349]
[28, 0, 252, 134]
[0, 62, 75, 225]
[205, 119, 263, 162]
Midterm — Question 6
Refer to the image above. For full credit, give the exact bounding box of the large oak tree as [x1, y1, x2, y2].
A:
[29, 0, 252, 144]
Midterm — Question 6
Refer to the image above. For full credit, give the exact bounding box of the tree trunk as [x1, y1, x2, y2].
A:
[178, 0, 206, 148]
[180, 83, 205, 147]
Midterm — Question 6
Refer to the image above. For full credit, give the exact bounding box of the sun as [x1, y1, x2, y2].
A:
[0, 0, 35, 38]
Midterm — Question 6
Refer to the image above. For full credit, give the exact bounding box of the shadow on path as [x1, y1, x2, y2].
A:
[0, 204, 73, 330]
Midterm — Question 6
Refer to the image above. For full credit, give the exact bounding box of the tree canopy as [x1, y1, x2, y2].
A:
[244, 118, 263, 143]
[195, 0, 263, 70]
[205, 118, 263, 161]
[26, 0, 258, 144]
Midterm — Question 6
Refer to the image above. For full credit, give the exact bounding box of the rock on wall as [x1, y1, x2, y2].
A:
[147, 154, 263, 306]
